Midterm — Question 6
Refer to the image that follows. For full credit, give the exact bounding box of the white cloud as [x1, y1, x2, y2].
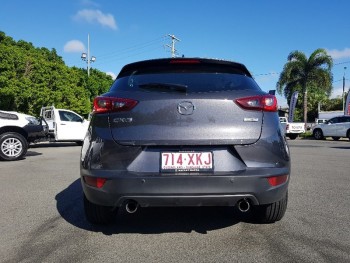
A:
[64, 40, 85, 53]
[106, 72, 116, 79]
[73, 9, 117, 30]
[326, 48, 350, 59]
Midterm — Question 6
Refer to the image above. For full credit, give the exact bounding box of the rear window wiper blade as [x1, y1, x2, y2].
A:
[138, 82, 188, 93]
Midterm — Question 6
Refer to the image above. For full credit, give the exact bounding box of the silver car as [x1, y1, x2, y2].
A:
[80, 58, 291, 224]
[313, 115, 350, 140]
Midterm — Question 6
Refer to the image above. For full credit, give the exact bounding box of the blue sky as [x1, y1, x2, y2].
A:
[1, 0, 350, 107]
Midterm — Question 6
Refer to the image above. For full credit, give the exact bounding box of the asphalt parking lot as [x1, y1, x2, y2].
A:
[0, 139, 349, 263]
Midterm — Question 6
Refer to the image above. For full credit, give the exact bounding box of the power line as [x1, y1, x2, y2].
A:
[93, 45, 164, 66]
[96, 35, 167, 60]
[64, 35, 167, 66]
[334, 78, 350, 83]
[253, 61, 350, 79]
[334, 61, 350, 66]
[253, 72, 279, 77]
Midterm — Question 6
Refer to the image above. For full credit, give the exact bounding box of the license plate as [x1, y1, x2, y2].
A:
[161, 152, 213, 172]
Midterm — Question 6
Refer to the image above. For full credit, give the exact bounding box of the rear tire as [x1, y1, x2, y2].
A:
[287, 134, 298, 140]
[313, 129, 324, 140]
[83, 194, 117, 224]
[253, 192, 288, 224]
[332, 136, 340, 141]
[0, 132, 28, 161]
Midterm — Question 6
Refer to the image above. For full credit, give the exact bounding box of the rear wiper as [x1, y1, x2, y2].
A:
[139, 82, 188, 93]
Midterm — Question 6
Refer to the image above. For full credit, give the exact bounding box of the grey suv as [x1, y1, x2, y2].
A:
[80, 58, 291, 224]
[313, 115, 350, 140]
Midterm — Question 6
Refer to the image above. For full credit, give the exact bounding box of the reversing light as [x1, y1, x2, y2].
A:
[267, 175, 289, 186]
[93, 96, 138, 114]
[235, 95, 278, 112]
[83, 176, 107, 188]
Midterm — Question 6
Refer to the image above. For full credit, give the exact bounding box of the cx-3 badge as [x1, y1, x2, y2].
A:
[177, 101, 195, 115]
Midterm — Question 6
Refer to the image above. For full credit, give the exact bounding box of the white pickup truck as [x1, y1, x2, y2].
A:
[279, 117, 305, 140]
[40, 106, 89, 145]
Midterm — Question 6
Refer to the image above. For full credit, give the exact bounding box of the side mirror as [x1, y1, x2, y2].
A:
[268, 90, 276, 95]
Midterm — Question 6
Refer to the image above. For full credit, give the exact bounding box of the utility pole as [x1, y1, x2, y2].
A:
[166, 34, 180, 58]
[81, 34, 96, 77]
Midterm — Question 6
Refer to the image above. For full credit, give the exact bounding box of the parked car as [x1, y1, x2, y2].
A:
[80, 58, 291, 225]
[313, 115, 350, 140]
[0, 110, 48, 161]
[279, 117, 305, 139]
[40, 106, 89, 145]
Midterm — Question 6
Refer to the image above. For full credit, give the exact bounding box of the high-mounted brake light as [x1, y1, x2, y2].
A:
[93, 96, 138, 114]
[83, 176, 107, 188]
[235, 95, 278, 112]
[267, 175, 289, 186]
[169, 59, 201, 64]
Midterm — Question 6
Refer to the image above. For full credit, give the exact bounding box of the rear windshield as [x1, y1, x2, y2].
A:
[110, 73, 261, 93]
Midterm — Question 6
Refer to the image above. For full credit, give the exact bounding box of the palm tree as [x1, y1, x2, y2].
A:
[277, 49, 333, 125]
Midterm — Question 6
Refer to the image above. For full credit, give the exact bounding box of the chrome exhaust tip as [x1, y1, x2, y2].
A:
[125, 200, 139, 214]
[237, 199, 250, 213]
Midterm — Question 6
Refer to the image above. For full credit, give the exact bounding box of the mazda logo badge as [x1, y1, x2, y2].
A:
[177, 101, 195, 115]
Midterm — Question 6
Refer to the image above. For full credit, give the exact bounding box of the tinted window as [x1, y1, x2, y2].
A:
[110, 73, 261, 93]
[340, 116, 350, 123]
[328, 117, 339, 124]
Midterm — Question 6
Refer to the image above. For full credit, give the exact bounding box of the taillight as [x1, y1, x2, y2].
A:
[93, 96, 138, 114]
[83, 176, 107, 188]
[235, 95, 278, 112]
[169, 59, 201, 64]
[267, 175, 289, 186]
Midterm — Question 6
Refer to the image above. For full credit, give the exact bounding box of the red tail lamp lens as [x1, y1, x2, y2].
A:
[267, 175, 289, 186]
[235, 95, 278, 112]
[84, 176, 107, 188]
[93, 97, 138, 114]
[169, 59, 201, 64]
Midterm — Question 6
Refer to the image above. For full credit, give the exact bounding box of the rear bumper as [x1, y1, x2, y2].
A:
[286, 131, 304, 134]
[81, 168, 289, 208]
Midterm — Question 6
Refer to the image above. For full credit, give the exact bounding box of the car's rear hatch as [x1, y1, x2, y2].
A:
[108, 91, 264, 146]
[102, 58, 268, 146]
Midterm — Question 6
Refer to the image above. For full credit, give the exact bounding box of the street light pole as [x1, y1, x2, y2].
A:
[343, 67, 347, 113]
[81, 34, 96, 77]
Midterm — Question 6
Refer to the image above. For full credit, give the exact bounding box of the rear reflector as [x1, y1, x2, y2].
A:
[267, 175, 288, 186]
[93, 96, 138, 114]
[83, 176, 107, 188]
[235, 95, 278, 112]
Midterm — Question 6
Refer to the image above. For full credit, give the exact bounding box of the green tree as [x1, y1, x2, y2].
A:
[0, 31, 113, 116]
[276, 49, 333, 125]
[321, 96, 343, 111]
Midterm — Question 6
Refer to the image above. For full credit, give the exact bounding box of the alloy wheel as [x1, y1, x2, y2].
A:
[1, 137, 23, 158]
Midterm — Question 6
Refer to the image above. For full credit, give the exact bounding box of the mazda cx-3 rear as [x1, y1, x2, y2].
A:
[80, 58, 290, 224]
